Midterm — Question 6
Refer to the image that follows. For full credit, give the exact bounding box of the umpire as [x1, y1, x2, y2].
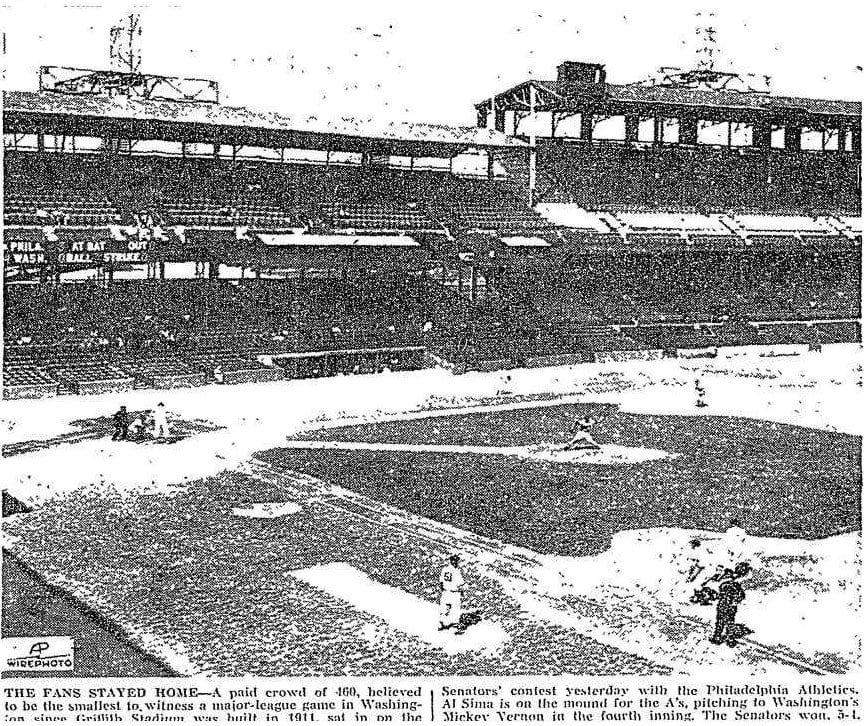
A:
[709, 562, 752, 647]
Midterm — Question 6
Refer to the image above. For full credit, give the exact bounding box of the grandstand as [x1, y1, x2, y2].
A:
[2, 56, 861, 398]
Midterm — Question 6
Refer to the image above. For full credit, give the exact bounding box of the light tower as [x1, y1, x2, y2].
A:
[693, 10, 719, 73]
[39, 12, 219, 103]
[109, 13, 143, 75]
[633, 10, 771, 94]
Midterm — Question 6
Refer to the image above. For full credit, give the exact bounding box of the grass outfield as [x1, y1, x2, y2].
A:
[264, 403, 861, 556]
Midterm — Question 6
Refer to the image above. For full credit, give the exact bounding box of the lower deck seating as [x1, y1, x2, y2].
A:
[45, 361, 135, 395]
[2, 364, 59, 399]
[318, 201, 440, 232]
[116, 357, 208, 388]
[183, 354, 285, 385]
[438, 179, 554, 233]
[3, 231, 860, 394]
[2, 364, 55, 387]
[164, 198, 301, 229]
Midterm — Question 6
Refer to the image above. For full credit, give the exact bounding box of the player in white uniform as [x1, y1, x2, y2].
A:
[695, 378, 708, 408]
[562, 416, 600, 451]
[152, 402, 171, 440]
[439, 555, 465, 633]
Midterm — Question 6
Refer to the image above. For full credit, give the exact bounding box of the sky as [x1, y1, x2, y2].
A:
[1, 0, 861, 127]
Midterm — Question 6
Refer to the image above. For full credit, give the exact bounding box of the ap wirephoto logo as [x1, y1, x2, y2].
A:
[2, 637, 75, 671]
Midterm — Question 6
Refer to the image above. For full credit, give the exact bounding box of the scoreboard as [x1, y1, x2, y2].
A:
[5, 230, 152, 266]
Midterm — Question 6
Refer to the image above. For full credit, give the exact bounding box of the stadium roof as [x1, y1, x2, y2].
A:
[4, 90, 526, 155]
[478, 79, 861, 122]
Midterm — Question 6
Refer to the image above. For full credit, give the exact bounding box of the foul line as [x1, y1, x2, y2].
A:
[248, 458, 837, 676]
[280, 440, 525, 456]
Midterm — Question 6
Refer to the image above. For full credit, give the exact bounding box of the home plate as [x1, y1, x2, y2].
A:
[291, 563, 507, 654]
[232, 502, 302, 518]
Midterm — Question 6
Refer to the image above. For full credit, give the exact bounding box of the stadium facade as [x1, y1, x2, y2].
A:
[2, 58, 861, 398]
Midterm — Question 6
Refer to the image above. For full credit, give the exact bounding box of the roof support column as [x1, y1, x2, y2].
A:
[852, 125, 861, 153]
[494, 106, 506, 133]
[624, 114, 640, 143]
[679, 115, 698, 146]
[784, 125, 802, 151]
[487, 149, 495, 180]
[476, 104, 489, 129]
[836, 125, 848, 152]
[752, 121, 771, 149]
[529, 84, 537, 207]
[579, 112, 593, 142]
[653, 115, 663, 145]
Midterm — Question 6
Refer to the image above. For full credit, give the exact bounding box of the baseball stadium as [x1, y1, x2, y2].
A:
[2, 13, 862, 679]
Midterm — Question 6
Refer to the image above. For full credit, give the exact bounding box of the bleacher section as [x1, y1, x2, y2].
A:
[535, 141, 861, 215]
[472, 241, 861, 364]
[3, 149, 861, 396]
[45, 360, 135, 396]
[4, 157, 121, 232]
[116, 357, 208, 389]
[318, 201, 440, 233]
[3, 151, 558, 241]
[163, 197, 301, 229]
[432, 178, 554, 233]
[5, 190, 120, 228]
[2, 364, 59, 399]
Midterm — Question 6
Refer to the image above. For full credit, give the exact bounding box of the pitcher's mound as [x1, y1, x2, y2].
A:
[520, 443, 678, 465]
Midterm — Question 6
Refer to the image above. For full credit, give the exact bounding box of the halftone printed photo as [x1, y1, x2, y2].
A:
[0, 0, 861, 706]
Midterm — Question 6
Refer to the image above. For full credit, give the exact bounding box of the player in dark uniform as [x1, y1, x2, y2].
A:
[111, 405, 129, 441]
